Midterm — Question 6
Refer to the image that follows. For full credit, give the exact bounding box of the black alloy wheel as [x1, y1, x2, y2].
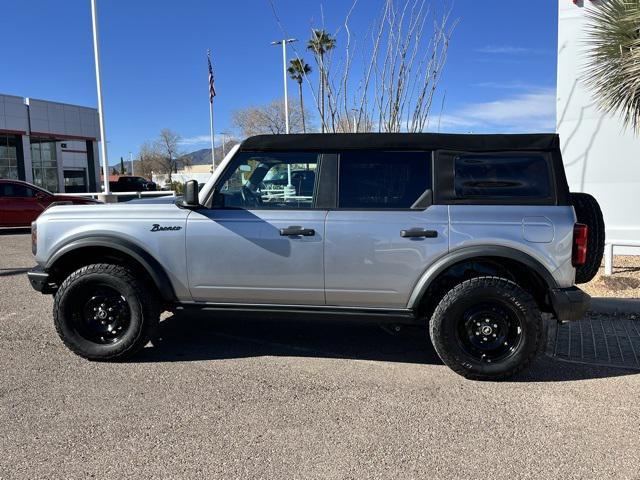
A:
[456, 302, 523, 364]
[73, 285, 132, 344]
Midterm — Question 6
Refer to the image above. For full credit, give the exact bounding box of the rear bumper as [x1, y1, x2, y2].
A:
[27, 266, 55, 294]
[549, 286, 591, 323]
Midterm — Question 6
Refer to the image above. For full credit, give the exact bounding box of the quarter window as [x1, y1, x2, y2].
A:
[454, 153, 551, 199]
[338, 151, 431, 209]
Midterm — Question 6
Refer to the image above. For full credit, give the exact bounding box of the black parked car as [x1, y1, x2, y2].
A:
[109, 176, 156, 192]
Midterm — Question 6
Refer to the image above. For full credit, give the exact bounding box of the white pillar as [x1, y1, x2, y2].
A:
[604, 243, 614, 276]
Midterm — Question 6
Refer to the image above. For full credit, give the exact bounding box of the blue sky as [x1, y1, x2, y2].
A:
[0, 0, 558, 162]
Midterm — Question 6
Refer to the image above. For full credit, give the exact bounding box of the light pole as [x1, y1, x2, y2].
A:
[271, 38, 297, 196]
[129, 151, 133, 175]
[270, 39, 297, 134]
[218, 132, 230, 159]
[90, 0, 110, 195]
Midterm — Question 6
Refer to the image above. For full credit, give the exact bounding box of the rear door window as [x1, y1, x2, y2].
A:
[338, 151, 431, 209]
[454, 153, 551, 199]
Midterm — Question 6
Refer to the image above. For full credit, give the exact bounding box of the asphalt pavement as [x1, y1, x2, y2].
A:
[1, 231, 639, 479]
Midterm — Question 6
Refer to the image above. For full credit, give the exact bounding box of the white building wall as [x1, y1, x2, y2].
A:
[557, 0, 640, 246]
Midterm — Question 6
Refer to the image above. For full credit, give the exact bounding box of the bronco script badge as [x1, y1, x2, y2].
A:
[150, 224, 182, 232]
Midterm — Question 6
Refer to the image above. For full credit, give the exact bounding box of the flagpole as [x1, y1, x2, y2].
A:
[209, 98, 215, 171]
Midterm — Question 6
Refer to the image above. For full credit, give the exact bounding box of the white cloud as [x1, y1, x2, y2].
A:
[470, 81, 551, 90]
[179, 135, 212, 147]
[436, 88, 556, 133]
[476, 45, 545, 55]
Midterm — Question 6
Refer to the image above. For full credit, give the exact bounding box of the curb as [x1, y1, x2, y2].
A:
[589, 297, 640, 315]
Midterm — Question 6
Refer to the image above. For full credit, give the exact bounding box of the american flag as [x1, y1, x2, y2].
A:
[207, 50, 216, 103]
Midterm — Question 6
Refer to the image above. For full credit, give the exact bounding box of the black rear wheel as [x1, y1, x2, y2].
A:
[429, 276, 543, 380]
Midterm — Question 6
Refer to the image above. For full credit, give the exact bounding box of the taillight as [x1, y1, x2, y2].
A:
[572, 223, 588, 266]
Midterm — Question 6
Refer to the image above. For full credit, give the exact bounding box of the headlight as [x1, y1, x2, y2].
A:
[31, 221, 37, 256]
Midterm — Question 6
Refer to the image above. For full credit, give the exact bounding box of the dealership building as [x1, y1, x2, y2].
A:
[557, 0, 640, 251]
[0, 93, 101, 193]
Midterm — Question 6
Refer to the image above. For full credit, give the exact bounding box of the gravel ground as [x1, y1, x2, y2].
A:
[582, 256, 640, 299]
[1, 231, 640, 479]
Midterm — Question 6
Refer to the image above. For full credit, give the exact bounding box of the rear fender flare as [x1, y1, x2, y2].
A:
[407, 246, 558, 309]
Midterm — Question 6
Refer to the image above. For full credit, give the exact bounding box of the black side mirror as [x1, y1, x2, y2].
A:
[182, 180, 200, 208]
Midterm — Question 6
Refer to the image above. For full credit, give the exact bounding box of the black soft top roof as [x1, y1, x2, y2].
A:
[239, 133, 560, 153]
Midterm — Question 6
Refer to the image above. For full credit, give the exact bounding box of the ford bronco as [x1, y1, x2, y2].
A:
[28, 133, 604, 380]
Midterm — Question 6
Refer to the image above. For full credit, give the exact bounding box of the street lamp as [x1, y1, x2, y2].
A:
[218, 132, 230, 159]
[271, 38, 297, 197]
[270, 38, 297, 135]
[90, 0, 110, 196]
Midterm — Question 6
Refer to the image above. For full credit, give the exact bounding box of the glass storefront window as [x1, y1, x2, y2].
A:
[0, 135, 20, 180]
[31, 139, 59, 192]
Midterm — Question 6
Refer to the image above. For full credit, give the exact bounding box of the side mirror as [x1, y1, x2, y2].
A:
[181, 180, 200, 208]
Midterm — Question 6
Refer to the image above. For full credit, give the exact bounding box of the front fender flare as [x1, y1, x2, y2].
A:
[46, 235, 176, 302]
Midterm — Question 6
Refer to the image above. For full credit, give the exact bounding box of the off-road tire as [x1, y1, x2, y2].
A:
[53, 263, 160, 360]
[429, 276, 543, 381]
[570, 192, 605, 284]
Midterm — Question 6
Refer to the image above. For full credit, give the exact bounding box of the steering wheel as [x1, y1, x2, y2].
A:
[241, 185, 263, 207]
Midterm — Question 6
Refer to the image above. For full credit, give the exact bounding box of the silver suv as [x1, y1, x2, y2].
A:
[28, 133, 603, 380]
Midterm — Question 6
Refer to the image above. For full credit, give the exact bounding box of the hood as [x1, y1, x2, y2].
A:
[52, 194, 101, 204]
[127, 195, 181, 205]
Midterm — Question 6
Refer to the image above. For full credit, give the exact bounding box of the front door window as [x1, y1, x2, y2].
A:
[217, 151, 319, 209]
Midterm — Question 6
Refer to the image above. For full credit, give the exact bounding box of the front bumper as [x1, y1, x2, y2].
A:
[27, 266, 56, 294]
[549, 286, 591, 323]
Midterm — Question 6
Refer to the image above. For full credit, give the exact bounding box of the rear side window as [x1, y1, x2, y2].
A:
[454, 153, 551, 199]
[338, 151, 430, 209]
[0, 183, 32, 197]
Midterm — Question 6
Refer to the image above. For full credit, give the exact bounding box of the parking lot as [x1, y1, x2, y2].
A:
[1, 231, 640, 479]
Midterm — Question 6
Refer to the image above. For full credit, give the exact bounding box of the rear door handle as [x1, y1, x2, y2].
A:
[279, 226, 315, 236]
[400, 228, 438, 238]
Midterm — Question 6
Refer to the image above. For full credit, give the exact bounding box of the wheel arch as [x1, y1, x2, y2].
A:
[45, 236, 176, 302]
[408, 246, 558, 317]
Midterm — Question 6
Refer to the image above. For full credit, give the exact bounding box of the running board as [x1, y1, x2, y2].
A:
[174, 302, 419, 324]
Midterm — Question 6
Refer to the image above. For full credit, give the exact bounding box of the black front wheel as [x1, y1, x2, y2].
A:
[53, 264, 160, 360]
[429, 276, 543, 380]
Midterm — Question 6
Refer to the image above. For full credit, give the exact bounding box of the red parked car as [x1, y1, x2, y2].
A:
[0, 179, 100, 227]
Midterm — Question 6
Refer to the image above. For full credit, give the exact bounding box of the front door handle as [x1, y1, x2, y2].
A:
[280, 226, 315, 236]
[400, 228, 438, 238]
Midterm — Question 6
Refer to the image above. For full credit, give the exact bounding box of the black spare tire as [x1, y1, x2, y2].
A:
[570, 192, 605, 284]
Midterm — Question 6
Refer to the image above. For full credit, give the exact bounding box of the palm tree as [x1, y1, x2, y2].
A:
[307, 29, 336, 132]
[288, 58, 312, 133]
[584, 0, 640, 133]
